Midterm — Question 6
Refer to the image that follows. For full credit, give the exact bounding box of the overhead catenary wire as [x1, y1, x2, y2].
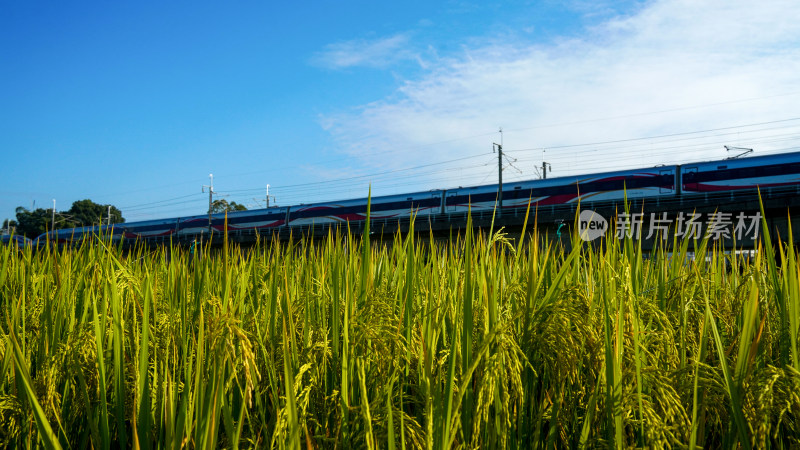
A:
[506, 117, 800, 154]
[120, 160, 497, 219]
[112, 117, 800, 219]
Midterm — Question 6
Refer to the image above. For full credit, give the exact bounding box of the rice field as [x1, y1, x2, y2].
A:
[1, 207, 800, 449]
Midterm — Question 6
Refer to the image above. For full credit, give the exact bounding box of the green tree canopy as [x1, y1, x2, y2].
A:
[14, 207, 53, 239]
[210, 199, 248, 214]
[67, 199, 125, 227]
[14, 199, 125, 239]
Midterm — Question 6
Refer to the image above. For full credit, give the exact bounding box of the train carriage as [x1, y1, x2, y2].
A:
[213, 207, 289, 231]
[35, 226, 98, 245]
[443, 166, 678, 213]
[119, 217, 179, 239]
[34, 223, 123, 245]
[1, 234, 32, 248]
[288, 190, 444, 227]
[32, 151, 800, 245]
[176, 214, 213, 236]
[681, 152, 800, 194]
[178, 207, 290, 236]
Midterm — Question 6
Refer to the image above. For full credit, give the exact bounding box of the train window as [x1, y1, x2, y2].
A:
[514, 186, 521, 190]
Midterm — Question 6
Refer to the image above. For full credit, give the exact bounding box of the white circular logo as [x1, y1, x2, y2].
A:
[578, 210, 608, 241]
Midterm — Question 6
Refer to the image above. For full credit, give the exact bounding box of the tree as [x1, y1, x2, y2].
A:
[15, 207, 52, 238]
[14, 199, 125, 239]
[210, 199, 248, 214]
[67, 199, 125, 226]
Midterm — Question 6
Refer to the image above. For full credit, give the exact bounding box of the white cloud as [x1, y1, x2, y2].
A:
[311, 34, 416, 69]
[318, 0, 800, 193]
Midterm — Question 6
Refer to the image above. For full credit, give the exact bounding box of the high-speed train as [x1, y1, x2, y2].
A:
[35, 151, 800, 244]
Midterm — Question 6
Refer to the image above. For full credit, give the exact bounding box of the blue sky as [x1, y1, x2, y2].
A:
[2, 0, 800, 225]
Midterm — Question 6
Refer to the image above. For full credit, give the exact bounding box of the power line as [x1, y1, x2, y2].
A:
[111, 117, 800, 217]
[507, 117, 800, 154]
[503, 92, 800, 133]
[504, 132, 800, 166]
[223, 151, 491, 195]
[120, 192, 203, 210]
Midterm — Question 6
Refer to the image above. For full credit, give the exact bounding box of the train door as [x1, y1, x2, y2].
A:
[432, 193, 443, 215]
[683, 167, 698, 192]
[659, 169, 675, 194]
[447, 191, 458, 212]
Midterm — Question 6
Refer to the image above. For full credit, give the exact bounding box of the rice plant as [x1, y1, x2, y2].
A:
[1, 207, 799, 448]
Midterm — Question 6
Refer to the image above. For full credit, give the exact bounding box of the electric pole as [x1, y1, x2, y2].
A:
[266, 184, 270, 208]
[493, 127, 504, 216]
[52, 199, 56, 231]
[107, 205, 112, 226]
[202, 174, 214, 236]
[542, 162, 551, 179]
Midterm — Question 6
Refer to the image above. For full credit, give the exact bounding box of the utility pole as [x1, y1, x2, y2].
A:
[541, 161, 551, 179]
[493, 127, 504, 216]
[266, 184, 270, 208]
[52, 199, 56, 231]
[107, 205, 112, 226]
[202, 174, 214, 235]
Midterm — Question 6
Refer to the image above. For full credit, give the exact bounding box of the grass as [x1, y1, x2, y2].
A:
[1, 207, 800, 448]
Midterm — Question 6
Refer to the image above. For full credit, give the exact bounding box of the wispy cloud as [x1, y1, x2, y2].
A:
[318, 0, 800, 192]
[311, 34, 416, 69]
